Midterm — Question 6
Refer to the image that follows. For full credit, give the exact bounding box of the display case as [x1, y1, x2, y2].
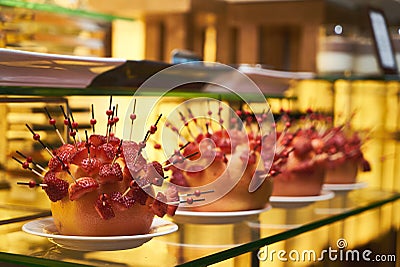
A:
[0, 4, 398, 265]
[0, 67, 398, 266]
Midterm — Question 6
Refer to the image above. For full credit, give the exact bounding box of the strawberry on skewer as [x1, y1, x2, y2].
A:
[59, 105, 77, 146]
[69, 109, 81, 142]
[90, 104, 97, 134]
[129, 99, 137, 141]
[16, 150, 46, 172]
[17, 180, 47, 188]
[44, 107, 65, 145]
[12, 156, 44, 178]
[25, 124, 54, 157]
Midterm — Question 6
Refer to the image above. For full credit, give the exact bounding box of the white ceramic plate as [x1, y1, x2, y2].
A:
[323, 181, 368, 192]
[173, 205, 272, 224]
[269, 190, 335, 208]
[22, 217, 178, 251]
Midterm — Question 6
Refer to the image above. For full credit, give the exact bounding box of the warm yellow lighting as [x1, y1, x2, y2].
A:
[294, 80, 333, 113]
[203, 26, 217, 62]
[112, 19, 145, 59]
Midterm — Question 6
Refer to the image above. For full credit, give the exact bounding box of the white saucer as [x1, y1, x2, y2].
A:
[173, 205, 272, 224]
[323, 181, 368, 192]
[22, 217, 178, 251]
[269, 190, 335, 208]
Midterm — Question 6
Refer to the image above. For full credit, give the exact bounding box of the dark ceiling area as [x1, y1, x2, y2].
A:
[328, 0, 400, 25]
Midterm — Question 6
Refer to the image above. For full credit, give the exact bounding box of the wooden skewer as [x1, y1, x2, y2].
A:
[129, 99, 137, 141]
[12, 156, 44, 178]
[167, 198, 205, 205]
[16, 151, 46, 172]
[17, 181, 48, 188]
[44, 107, 65, 145]
[163, 151, 199, 169]
[25, 124, 54, 157]
[179, 189, 214, 197]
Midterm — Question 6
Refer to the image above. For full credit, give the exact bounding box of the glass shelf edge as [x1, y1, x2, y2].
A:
[177, 191, 400, 267]
[0, 86, 293, 100]
[0, 251, 92, 267]
[315, 73, 400, 82]
[0, 0, 134, 21]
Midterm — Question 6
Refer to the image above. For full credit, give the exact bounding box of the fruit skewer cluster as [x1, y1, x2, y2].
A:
[14, 98, 207, 226]
[274, 109, 371, 175]
[271, 108, 371, 195]
[159, 101, 277, 211]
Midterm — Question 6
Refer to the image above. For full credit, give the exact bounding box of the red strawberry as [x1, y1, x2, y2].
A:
[292, 136, 313, 158]
[165, 185, 179, 216]
[107, 136, 121, 147]
[53, 144, 75, 157]
[89, 134, 106, 147]
[94, 194, 115, 220]
[182, 142, 200, 160]
[96, 143, 116, 163]
[98, 162, 123, 184]
[145, 161, 164, 186]
[167, 204, 178, 217]
[79, 157, 101, 176]
[170, 170, 189, 187]
[150, 161, 164, 177]
[122, 141, 147, 173]
[70, 147, 90, 165]
[68, 177, 99, 200]
[211, 130, 232, 154]
[110, 191, 135, 211]
[48, 157, 63, 172]
[129, 181, 148, 205]
[48, 144, 74, 171]
[43, 172, 69, 202]
[151, 192, 168, 217]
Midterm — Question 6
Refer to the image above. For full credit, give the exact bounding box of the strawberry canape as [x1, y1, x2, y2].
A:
[164, 101, 276, 212]
[271, 109, 371, 196]
[15, 98, 180, 236]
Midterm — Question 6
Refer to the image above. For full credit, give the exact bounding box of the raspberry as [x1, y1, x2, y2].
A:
[43, 172, 69, 202]
[68, 177, 99, 201]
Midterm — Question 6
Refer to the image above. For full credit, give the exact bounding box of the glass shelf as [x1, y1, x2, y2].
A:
[0, 85, 294, 101]
[315, 73, 400, 82]
[0, 187, 398, 266]
[0, 0, 134, 21]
